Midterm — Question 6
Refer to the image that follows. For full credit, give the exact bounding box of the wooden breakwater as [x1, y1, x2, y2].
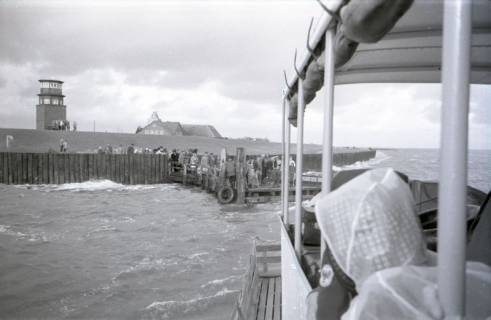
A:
[0, 152, 168, 185]
[0, 150, 376, 186]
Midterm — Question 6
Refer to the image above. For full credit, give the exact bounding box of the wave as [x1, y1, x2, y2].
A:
[0, 224, 49, 242]
[85, 225, 120, 237]
[333, 151, 391, 171]
[15, 180, 162, 192]
[200, 275, 241, 290]
[112, 252, 211, 282]
[188, 252, 209, 260]
[144, 288, 238, 320]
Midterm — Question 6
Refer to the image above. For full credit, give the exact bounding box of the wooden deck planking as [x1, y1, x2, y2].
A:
[256, 279, 268, 320]
[265, 278, 275, 320]
[273, 277, 281, 320]
[231, 241, 281, 320]
[253, 276, 281, 320]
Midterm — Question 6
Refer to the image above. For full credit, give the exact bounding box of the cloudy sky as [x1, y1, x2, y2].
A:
[0, 0, 489, 149]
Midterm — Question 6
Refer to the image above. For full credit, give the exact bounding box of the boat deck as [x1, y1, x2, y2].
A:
[255, 276, 281, 320]
[231, 242, 281, 320]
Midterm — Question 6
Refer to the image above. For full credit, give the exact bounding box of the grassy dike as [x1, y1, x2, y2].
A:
[0, 128, 361, 155]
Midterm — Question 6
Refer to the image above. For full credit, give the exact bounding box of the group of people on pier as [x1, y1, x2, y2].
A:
[50, 142, 295, 191]
[92, 144, 169, 155]
[245, 155, 290, 188]
[168, 150, 293, 190]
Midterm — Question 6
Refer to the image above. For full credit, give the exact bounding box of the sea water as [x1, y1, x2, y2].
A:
[0, 149, 489, 319]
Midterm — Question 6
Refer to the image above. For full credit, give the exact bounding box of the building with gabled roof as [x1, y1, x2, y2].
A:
[181, 124, 222, 138]
[137, 112, 222, 138]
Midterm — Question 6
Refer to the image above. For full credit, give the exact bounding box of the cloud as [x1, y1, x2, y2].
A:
[299, 83, 489, 149]
[0, 1, 489, 149]
[0, 2, 317, 105]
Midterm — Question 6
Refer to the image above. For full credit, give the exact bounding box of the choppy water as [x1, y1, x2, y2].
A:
[336, 148, 491, 193]
[0, 183, 279, 319]
[0, 148, 489, 320]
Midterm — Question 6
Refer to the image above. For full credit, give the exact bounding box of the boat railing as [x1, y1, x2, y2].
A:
[279, 0, 485, 318]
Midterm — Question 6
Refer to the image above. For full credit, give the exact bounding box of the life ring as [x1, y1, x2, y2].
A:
[217, 186, 235, 204]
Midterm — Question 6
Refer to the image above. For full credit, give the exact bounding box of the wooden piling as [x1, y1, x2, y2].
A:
[235, 148, 246, 204]
[0, 152, 3, 184]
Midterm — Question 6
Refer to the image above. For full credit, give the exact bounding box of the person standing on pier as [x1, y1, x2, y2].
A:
[59, 138, 65, 153]
[127, 144, 135, 155]
[201, 152, 210, 173]
[105, 144, 113, 154]
[225, 157, 236, 188]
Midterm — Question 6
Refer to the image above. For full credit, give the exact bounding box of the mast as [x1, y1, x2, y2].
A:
[294, 78, 305, 258]
[437, 0, 472, 316]
[282, 98, 291, 223]
[320, 27, 336, 263]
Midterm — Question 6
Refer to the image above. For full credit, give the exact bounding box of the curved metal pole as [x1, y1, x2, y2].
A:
[437, 0, 472, 317]
[320, 28, 336, 264]
[294, 79, 305, 258]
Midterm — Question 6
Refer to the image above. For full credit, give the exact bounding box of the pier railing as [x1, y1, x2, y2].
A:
[0, 152, 168, 185]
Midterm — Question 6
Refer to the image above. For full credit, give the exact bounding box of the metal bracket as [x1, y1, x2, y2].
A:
[294, 49, 305, 80]
[315, 0, 341, 24]
[283, 70, 292, 91]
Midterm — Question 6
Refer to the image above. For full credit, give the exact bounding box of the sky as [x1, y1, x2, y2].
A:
[0, 0, 489, 149]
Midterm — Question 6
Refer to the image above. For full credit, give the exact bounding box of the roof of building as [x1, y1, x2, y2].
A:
[39, 79, 64, 83]
[143, 120, 183, 135]
[181, 124, 222, 138]
[139, 112, 222, 138]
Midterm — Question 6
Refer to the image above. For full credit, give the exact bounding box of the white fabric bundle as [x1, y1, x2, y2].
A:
[341, 262, 491, 320]
[315, 168, 427, 287]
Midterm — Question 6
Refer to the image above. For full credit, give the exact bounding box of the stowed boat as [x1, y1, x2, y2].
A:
[232, 0, 491, 319]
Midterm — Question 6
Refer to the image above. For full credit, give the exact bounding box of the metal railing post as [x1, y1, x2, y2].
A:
[281, 98, 287, 222]
[437, 0, 472, 317]
[283, 99, 291, 223]
[320, 28, 336, 264]
[286, 124, 291, 221]
[295, 79, 305, 258]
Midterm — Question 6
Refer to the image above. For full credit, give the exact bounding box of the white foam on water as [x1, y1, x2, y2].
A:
[0, 224, 50, 242]
[0, 224, 9, 233]
[112, 255, 187, 282]
[15, 180, 167, 192]
[144, 288, 238, 319]
[200, 275, 241, 289]
[333, 151, 391, 171]
[120, 216, 136, 224]
[188, 252, 209, 260]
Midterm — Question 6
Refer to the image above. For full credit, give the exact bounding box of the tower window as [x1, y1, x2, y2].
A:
[43, 98, 50, 104]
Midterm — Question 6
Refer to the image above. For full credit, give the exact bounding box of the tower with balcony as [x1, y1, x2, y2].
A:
[36, 79, 68, 130]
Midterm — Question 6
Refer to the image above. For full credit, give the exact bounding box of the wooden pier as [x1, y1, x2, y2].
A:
[231, 241, 281, 320]
[245, 186, 319, 204]
[0, 147, 378, 206]
[167, 167, 320, 204]
[166, 147, 322, 204]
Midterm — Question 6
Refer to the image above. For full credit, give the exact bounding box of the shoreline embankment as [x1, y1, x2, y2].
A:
[0, 128, 328, 155]
[0, 129, 377, 186]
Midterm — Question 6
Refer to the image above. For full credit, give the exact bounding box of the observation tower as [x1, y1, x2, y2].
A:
[36, 79, 67, 130]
